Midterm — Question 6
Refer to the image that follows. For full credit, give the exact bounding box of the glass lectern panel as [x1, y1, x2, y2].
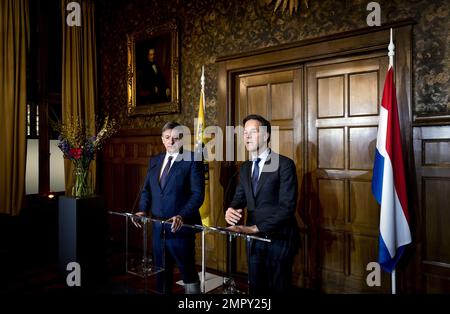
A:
[125, 216, 164, 278]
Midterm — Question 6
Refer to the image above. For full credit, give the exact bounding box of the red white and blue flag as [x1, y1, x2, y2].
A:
[372, 66, 412, 273]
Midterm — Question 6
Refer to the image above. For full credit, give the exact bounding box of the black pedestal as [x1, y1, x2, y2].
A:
[58, 195, 106, 285]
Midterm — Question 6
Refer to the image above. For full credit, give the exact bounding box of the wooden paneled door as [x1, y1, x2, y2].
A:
[236, 68, 303, 161]
[306, 52, 391, 293]
[235, 67, 306, 285]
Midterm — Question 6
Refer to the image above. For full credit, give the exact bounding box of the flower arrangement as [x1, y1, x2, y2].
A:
[53, 116, 118, 198]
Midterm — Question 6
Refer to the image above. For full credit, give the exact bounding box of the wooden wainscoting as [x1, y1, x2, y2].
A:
[102, 128, 164, 250]
[102, 128, 163, 214]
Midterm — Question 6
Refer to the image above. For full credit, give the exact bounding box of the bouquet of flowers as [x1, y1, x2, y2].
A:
[53, 115, 118, 198]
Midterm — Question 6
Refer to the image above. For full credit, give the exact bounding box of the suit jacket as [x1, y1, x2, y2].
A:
[139, 151, 204, 237]
[230, 151, 299, 250]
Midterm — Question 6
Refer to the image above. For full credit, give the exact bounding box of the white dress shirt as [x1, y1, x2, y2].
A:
[251, 148, 270, 180]
[160, 152, 179, 178]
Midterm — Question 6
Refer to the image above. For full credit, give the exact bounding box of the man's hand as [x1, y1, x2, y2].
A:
[227, 225, 259, 234]
[132, 211, 146, 228]
[167, 215, 183, 233]
[225, 207, 243, 226]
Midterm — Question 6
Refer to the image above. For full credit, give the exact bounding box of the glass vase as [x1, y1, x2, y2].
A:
[72, 162, 91, 198]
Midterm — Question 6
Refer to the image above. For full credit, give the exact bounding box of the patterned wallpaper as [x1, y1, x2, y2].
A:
[97, 0, 450, 130]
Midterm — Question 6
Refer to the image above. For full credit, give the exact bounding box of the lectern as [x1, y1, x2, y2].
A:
[109, 211, 271, 294]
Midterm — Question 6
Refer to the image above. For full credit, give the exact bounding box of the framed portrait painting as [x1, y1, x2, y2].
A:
[127, 21, 180, 116]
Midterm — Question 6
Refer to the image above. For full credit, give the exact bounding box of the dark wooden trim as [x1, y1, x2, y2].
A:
[413, 115, 450, 126]
[38, 99, 50, 194]
[37, 0, 50, 194]
[423, 261, 450, 278]
[113, 128, 162, 138]
[216, 19, 416, 63]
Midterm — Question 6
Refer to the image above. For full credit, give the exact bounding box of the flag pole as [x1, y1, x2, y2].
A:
[388, 27, 396, 295]
[392, 269, 396, 294]
[196, 66, 205, 152]
[388, 28, 394, 68]
[199, 65, 206, 292]
[201, 66, 206, 114]
[201, 65, 205, 99]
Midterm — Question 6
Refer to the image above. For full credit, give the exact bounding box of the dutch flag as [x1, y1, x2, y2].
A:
[372, 66, 412, 273]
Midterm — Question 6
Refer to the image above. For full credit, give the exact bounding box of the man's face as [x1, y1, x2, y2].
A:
[243, 119, 268, 154]
[161, 128, 182, 154]
[147, 49, 155, 62]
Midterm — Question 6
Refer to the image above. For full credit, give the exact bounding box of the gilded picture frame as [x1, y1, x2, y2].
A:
[127, 21, 180, 116]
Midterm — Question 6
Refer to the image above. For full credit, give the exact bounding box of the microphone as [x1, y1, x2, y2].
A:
[221, 162, 240, 214]
[129, 174, 148, 228]
[220, 162, 241, 291]
[131, 175, 147, 214]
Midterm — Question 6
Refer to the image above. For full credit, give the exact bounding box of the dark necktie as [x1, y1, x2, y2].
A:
[251, 158, 261, 196]
[159, 156, 173, 189]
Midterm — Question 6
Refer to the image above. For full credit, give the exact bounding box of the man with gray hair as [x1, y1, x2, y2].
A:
[136, 121, 204, 294]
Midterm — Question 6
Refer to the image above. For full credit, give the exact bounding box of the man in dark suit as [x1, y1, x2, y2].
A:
[136, 121, 204, 294]
[225, 114, 299, 294]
